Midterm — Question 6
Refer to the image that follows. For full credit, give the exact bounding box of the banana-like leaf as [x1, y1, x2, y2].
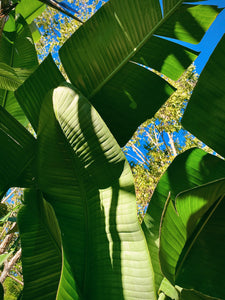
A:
[18, 189, 62, 300]
[59, 0, 220, 145]
[159, 179, 225, 299]
[37, 83, 155, 299]
[142, 148, 225, 293]
[0, 16, 38, 126]
[182, 34, 225, 158]
[16, 0, 46, 24]
[0, 107, 36, 198]
[15, 54, 65, 132]
[0, 62, 33, 91]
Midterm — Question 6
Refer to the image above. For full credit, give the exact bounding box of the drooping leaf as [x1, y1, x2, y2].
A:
[18, 189, 62, 300]
[37, 82, 155, 299]
[0, 107, 36, 198]
[142, 148, 225, 293]
[0, 15, 38, 126]
[59, 0, 220, 145]
[159, 179, 225, 299]
[182, 34, 225, 158]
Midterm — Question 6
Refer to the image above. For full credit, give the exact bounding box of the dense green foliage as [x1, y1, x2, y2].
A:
[0, 0, 224, 299]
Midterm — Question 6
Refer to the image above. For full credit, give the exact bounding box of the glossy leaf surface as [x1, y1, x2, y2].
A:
[160, 179, 225, 299]
[16, 0, 46, 24]
[0, 63, 32, 91]
[15, 55, 65, 132]
[18, 189, 62, 300]
[59, 0, 219, 145]
[182, 35, 225, 158]
[37, 83, 155, 299]
[142, 148, 225, 293]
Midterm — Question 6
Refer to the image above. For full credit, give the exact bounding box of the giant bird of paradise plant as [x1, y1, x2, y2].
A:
[0, 0, 225, 299]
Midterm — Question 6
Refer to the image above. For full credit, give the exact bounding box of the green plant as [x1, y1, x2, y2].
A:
[0, 1, 225, 299]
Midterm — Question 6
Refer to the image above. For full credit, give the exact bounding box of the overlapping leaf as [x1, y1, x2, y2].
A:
[182, 34, 225, 158]
[0, 63, 32, 91]
[0, 107, 36, 198]
[59, 0, 220, 145]
[0, 16, 38, 126]
[18, 189, 62, 300]
[36, 83, 155, 299]
[16, 0, 46, 24]
[15, 55, 65, 132]
[142, 148, 225, 293]
[160, 179, 225, 299]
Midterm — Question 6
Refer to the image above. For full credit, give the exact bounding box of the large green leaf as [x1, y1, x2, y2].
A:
[142, 148, 225, 293]
[0, 16, 38, 126]
[182, 34, 225, 158]
[16, 0, 46, 24]
[18, 189, 62, 300]
[0, 107, 36, 198]
[59, 0, 220, 145]
[0, 63, 32, 91]
[159, 179, 225, 299]
[15, 54, 65, 132]
[37, 82, 155, 299]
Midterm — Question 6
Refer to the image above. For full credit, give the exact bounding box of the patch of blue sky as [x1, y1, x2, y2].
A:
[154, 1, 225, 74]
[37, 0, 225, 164]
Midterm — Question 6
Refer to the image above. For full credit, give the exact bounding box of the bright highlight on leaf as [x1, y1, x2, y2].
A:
[0, 0, 224, 299]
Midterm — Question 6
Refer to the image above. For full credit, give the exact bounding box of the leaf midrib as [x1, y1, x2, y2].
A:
[89, 0, 183, 99]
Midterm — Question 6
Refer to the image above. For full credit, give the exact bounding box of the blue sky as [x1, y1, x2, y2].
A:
[42, 0, 225, 165]
[56, 0, 225, 74]
[126, 0, 225, 164]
